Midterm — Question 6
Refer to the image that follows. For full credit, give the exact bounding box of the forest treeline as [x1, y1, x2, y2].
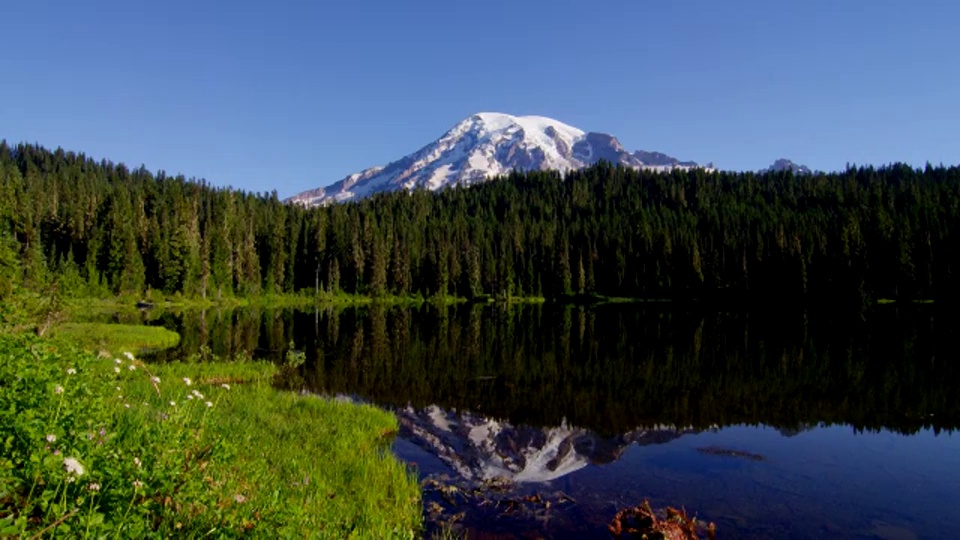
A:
[1, 140, 958, 303]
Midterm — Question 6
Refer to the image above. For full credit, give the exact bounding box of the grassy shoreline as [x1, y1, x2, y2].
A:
[0, 318, 421, 537]
[63, 291, 556, 317]
[51, 323, 181, 354]
[66, 291, 454, 311]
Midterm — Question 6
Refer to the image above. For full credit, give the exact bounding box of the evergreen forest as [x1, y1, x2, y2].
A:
[2, 140, 958, 304]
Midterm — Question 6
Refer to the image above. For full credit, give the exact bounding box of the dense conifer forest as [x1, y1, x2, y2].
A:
[1, 140, 958, 304]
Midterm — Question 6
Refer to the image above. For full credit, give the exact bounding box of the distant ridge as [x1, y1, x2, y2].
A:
[765, 158, 812, 175]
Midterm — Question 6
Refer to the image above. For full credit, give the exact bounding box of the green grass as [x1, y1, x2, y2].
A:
[63, 290, 553, 317]
[0, 330, 421, 538]
[51, 323, 180, 355]
[876, 298, 936, 305]
[63, 292, 441, 322]
[142, 361, 422, 538]
[505, 295, 547, 304]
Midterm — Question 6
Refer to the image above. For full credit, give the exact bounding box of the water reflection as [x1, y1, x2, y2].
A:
[131, 302, 960, 537]
[396, 404, 701, 484]
[391, 404, 960, 539]
[144, 303, 959, 434]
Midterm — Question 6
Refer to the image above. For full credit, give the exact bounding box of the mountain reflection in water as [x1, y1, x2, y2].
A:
[395, 404, 702, 484]
[139, 302, 960, 538]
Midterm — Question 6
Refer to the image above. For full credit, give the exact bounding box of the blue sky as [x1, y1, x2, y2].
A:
[1, 0, 957, 197]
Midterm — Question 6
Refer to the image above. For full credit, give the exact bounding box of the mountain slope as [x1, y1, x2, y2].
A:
[288, 112, 706, 206]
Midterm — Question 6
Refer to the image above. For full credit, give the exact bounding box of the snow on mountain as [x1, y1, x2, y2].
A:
[287, 112, 707, 206]
[396, 404, 702, 484]
[765, 158, 812, 175]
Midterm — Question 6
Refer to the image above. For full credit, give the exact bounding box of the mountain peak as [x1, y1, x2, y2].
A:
[766, 158, 812, 175]
[288, 113, 706, 206]
[464, 112, 586, 139]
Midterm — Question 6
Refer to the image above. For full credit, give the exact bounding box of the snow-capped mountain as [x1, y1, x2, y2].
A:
[396, 405, 702, 484]
[765, 158, 812, 175]
[288, 112, 707, 206]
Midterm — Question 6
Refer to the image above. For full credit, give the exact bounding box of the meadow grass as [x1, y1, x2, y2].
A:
[65, 290, 438, 314]
[50, 323, 181, 356]
[876, 298, 936, 305]
[61, 290, 554, 319]
[0, 332, 421, 538]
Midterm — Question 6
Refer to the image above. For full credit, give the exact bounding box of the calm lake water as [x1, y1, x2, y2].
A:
[134, 303, 960, 538]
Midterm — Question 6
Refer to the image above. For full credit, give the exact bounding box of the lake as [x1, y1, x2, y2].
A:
[138, 302, 960, 538]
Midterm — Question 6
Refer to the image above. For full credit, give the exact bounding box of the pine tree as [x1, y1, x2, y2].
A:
[0, 232, 19, 299]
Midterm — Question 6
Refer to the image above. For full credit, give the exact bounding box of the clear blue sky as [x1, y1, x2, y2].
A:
[1, 0, 957, 197]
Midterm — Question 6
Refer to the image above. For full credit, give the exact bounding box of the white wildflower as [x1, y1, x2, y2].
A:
[114, 358, 122, 365]
[88, 482, 100, 492]
[182, 377, 192, 386]
[186, 394, 194, 400]
[63, 457, 85, 477]
[66, 368, 77, 376]
[54, 385, 64, 395]
[205, 401, 213, 408]
[151, 376, 161, 384]
[192, 390, 204, 399]
[128, 364, 136, 371]
[124, 403, 131, 409]
[123, 352, 135, 361]
[234, 494, 246, 504]
[221, 383, 230, 390]
[114, 367, 121, 374]
[132, 479, 144, 489]
[134, 457, 142, 468]
[169, 401, 176, 407]
[46, 434, 56, 443]
[116, 386, 121, 391]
